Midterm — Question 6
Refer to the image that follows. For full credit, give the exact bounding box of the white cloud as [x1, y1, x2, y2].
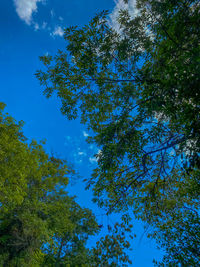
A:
[34, 22, 39, 31]
[127, 0, 139, 17]
[110, 0, 139, 31]
[89, 156, 98, 164]
[78, 151, 87, 156]
[51, 26, 64, 37]
[14, 0, 42, 25]
[50, 9, 55, 18]
[41, 21, 47, 29]
[73, 150, 88, 164]
[89, 150, 102, 164]
[110, 1, 154, 48]
[110, 0, 127, 25]
[83, 131, 89, 138]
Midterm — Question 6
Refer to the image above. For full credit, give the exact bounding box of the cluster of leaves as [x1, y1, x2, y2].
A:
[36, 0, 200, 265]
[0, 103, 132, 266]
[92, 214, 134, 266]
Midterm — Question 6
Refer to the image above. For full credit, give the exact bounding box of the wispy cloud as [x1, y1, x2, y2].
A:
[50, 9, 55, 18]
[72, 149, 87, 164]
[89, 156, 98, 164]
[51, 26, 64, 37]
[83, 131, 89, 138]
[64, 132, 100, 166]
[89, 150, 102, 164]
[14, 0, 66, 37]
[34, 22, 39, 31]
[41, 21, 47, 29]
[78, 151, 87, 156]
[14, 0, 42, 25]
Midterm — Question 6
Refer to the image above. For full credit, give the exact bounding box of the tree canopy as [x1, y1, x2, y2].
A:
[0, 103, 132, 266]
[36, 0, 200, 264]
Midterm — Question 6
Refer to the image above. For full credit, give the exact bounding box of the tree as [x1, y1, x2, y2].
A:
[0, 102, 97, 266]
[0, 103, 132, 266]
[36, 0, 200, 264]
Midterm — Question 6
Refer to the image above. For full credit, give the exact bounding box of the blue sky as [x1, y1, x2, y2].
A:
[1, 0, 163, 265]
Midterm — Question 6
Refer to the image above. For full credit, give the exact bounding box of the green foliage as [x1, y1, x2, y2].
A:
[0, 103, 96, 265]
[92, 220, 133, 266]
[153, 210, 200, 266]
[0, 103, 133, 266]
[36, 0, 200, 265]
